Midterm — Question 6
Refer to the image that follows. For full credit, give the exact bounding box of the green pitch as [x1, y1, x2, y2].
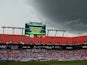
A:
[0, 60, 87, 65]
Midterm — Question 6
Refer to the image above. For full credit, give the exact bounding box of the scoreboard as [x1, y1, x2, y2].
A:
[25, 22, 46, 36]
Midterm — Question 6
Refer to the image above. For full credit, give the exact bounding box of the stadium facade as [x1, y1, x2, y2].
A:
[0, 22, 87, 61]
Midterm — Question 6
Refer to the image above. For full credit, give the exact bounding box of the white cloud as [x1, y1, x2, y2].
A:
[0, 0, 45, 34]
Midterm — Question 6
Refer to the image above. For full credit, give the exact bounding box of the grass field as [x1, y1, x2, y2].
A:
[0, 60, 87, 65]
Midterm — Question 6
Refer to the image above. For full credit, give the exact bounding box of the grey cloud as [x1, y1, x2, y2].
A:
[28, 0, 87, 34]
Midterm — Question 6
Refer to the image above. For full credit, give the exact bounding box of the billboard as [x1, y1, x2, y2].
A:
[25, 22, 46, 35]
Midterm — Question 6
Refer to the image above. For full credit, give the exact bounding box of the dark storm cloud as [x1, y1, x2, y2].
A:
[28, 0, 87, 34]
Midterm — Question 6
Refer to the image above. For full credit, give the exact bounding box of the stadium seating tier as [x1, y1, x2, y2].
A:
[0, 34, 87, 45]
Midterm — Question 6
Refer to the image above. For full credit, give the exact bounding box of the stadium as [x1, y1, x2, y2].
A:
[0, 0, 87, 65]
[0, 22, 87, 65]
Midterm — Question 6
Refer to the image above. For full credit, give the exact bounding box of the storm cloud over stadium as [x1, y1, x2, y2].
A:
[28, 0, 87, 35]
[0, 0, 87, 36]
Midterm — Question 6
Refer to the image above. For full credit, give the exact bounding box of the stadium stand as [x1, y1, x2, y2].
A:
[0, 34, 87, 45]
[0, 34, 87, 61]
[0, 49, 87, 61]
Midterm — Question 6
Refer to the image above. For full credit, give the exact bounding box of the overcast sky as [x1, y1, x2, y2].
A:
[0, 0, 87, 36]
[0, 0, 44, 35]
